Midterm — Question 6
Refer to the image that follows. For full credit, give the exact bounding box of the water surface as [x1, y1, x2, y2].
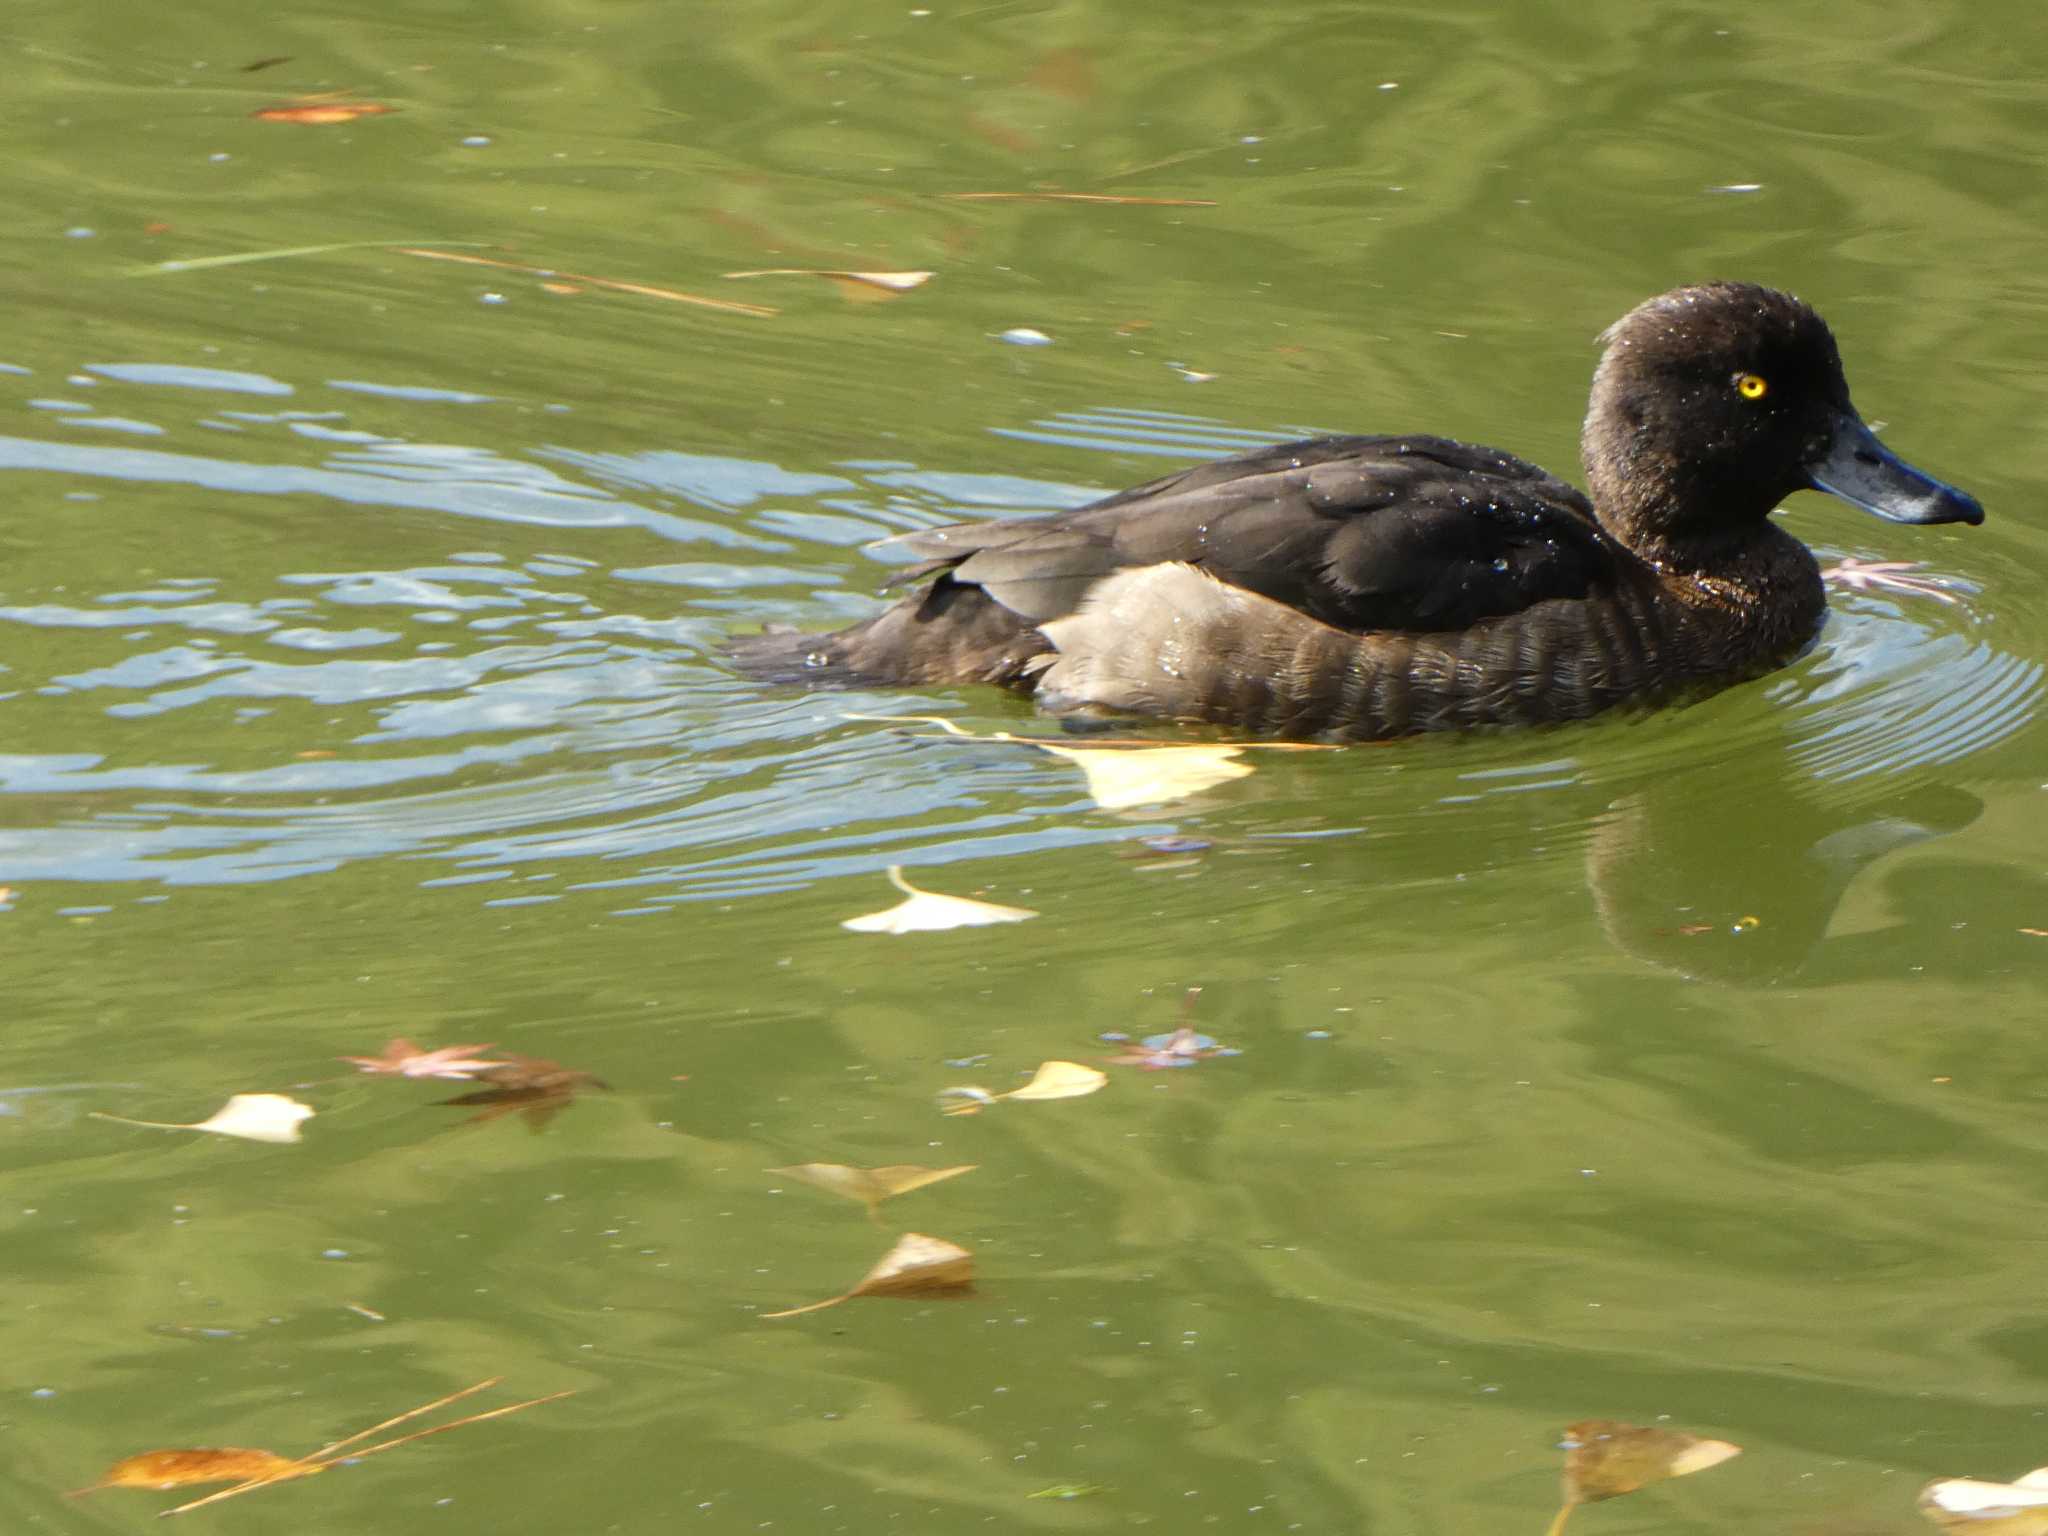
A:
[5, 3, 2048, 1532]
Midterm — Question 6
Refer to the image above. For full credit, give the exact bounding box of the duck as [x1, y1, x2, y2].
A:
[732, 283, 1983, 740]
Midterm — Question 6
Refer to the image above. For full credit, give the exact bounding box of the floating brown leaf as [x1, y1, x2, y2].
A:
[769, 1162, 976, 1219]
[436, 1055, 608, 1131]
[763, 1232, 976, 1318]
[1920, 1468, 2048, 1535]
[939, 1059, 1106, 1115]
[75, 1448, 319, 1495]
[341, 1038, 510, 1080]
[1547, 1420, 1741, 1536]
[90, 1093, 314, 1144]
[252, 103, 395, 124]
[841, 865, 1036, 934]
[398, 248, 776, 317]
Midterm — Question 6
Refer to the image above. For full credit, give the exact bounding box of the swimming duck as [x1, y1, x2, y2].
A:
[733, 283, 1983, 739]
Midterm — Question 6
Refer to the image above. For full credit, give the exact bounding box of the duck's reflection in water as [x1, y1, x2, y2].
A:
[1585, 753, 1980, 985]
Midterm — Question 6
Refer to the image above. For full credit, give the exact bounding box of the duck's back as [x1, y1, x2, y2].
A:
[731, 434, 1647, 699]
[893, 434, 1612, 632]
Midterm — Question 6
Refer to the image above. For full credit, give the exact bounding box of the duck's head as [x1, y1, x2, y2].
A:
[1580, 282, 1983, 557]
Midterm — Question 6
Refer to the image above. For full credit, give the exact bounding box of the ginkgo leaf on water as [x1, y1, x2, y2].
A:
[1546, 1419, 1741, 1536]
[841, 866, 1036, 935]
[90, 1093, 314, 1144]
[763, 1232, 975, 1319]
[1920, 1466, 2048, 1535]
[847, 714, 1335, 811]
[769, 1163, 977, 1220]
[939, 1060, 1106, 1115]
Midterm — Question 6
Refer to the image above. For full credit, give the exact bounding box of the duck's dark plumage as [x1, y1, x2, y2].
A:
[732, 283, 1983, 739]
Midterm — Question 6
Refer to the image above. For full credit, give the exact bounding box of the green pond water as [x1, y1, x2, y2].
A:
[5, 1, 2048, 1530]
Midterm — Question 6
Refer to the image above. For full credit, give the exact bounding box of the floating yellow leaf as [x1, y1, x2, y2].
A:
[1547, 1420, 1741, 1536]
[763, 1232, 976, 1318]
[1032, 741, 1252, 808]
[76, 1448, 319, 1495]
[841, 866, 1036, 935]
[845, 714, 1332, 810]
[1004, 1060, 1107, 1101]
[769, 1163, 977, 1220]
[1920, 1468, 2048, 1535]
[939, 1059, 1106, 1115]
[91, 1093, 315, 1145]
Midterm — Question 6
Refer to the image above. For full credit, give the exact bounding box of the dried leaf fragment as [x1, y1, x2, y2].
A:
[763, 1232, 976, 1318]
[725, 268, 934, 293]
[1562, 1418, 1741, 1501]
[90, 1093, 315, 1144]
[341, 1038, 510, 1080]
[1920, 1467, 2048, 1535]
[1547, 1420, 1741, 1536]
[841, 866, 1036, 934]
[77, 1448, 318, 1494]
[769, 1162, 977, 1219]
[252, 103, 395, 124]
[436, 1055, 608, 1131]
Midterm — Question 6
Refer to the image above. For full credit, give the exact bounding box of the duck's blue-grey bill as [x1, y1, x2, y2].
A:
[1807, 412, 1984, 526]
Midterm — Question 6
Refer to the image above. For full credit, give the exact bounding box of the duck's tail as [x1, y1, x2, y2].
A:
[728, 578, 1051, 688]
[726, 624, 865, 685]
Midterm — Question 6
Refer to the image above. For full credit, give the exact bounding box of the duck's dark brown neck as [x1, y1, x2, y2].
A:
[1628, 518, 1823, 620]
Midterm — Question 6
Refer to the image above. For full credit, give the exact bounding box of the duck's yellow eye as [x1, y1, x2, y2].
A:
[1736, 372, 1769, 400]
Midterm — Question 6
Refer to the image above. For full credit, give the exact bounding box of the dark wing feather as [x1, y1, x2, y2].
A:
[883, 434, 1617, 635]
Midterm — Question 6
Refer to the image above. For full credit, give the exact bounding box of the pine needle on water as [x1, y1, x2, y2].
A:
[157, 1378, 573, 1516]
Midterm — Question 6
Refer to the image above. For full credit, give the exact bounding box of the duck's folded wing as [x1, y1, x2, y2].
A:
[886, 434, 1620, 633]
